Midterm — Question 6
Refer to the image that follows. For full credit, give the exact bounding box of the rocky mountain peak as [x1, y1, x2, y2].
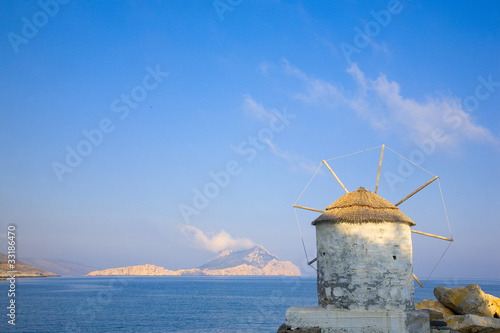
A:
[215, 249, 235, 259]
[199, 245, 278, 270]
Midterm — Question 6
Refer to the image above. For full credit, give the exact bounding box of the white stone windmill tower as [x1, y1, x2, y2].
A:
[285, 145, 453, 333]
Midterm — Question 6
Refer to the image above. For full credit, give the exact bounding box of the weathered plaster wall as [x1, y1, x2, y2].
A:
[316, 221, 414, 311]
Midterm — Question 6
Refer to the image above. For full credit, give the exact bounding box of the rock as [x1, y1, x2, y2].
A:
[447, 314, 500, 333]
[277, 323, 288, 332]
[434, 286, 452, 302]
[492, 296, 500, 317]
[431, 319, 449, 327]
[277, 324, 321, 333]
[416, 299, 456, 319]
[420, 308, 446, 320]
[417, 308, 451, 330]
[406, 310, 433, 332]
[434, 284, 500, 318]
[262, 259, 301, 276]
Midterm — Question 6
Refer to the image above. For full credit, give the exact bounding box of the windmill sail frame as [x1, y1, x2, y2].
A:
[293, 145, 453, 286]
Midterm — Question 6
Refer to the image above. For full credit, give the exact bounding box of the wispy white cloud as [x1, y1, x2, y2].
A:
[265, 139, 319, 174]
[258, 61, 273, 75]
[178, 225, 255, 253]
[242, 94, 276, 121]
[282, 60, 496, 147]
[240, 94, 317, 172]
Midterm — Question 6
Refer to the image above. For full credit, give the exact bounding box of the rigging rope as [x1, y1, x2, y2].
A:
[293, 161, 323, 269]
[294, 161, 324, 205]
[438, 178, 454, 239]
[294, 207, 317, 271]
[293, 145, 453, 277]
[384, 146, 437, 177]
[324, 145, 381, 162]
[417, 178, 454, 286]
[424, 241, 453, 285]
[294, 207, 310, 263]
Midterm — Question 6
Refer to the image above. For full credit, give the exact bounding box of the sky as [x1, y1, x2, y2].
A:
[1, 0, 499, 279]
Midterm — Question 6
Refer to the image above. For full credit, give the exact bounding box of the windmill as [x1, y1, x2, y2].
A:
[293, 144, 453, 287]
[285, 145, 453, 332]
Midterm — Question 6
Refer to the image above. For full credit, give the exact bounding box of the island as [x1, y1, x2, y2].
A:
[87, 245, 300, 276]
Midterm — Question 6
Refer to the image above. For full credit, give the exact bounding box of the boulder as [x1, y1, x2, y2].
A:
[416, 299, 456, 319]
[277, 323, 288, 332]
[492, 297, 500, 317]
[434, 286, 452, 302]
[417, 308, 451, 331]
[430, 318, 448, 327]
[419, 309, 446, 321]
[277, 324, 321, 333]
[434, 284, 500, 318]
[447, 314, 500, 333]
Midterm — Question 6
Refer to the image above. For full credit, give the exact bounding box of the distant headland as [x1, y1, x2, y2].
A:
[87, 245, 300, 277]
[0, 253, 58, 278]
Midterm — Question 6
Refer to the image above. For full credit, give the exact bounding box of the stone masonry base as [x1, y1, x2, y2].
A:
[285, 307, 430, 333]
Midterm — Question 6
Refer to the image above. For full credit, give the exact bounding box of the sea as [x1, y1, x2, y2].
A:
[1, 276, 499, 332]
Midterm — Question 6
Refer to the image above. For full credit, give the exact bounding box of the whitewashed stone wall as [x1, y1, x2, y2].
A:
[315, 221, 414, 311]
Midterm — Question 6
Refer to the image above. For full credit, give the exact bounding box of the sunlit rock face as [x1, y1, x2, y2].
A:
[201, 260, 300, 276]
[416, 285, 500, 332]
[87, 264, 185, 276]
[415, 299, 455, 320]
[199, 245, 300, 276]
[434, 284, 500, 318]
[87, 245, 300, 277]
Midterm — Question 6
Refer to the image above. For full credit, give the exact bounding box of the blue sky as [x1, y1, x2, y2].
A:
[1, 0, 499, 279]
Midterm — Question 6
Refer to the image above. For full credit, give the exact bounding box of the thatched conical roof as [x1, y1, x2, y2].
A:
[312, 187, 415, 226]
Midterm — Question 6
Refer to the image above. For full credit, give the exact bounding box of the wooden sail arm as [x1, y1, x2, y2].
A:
[292, 205, 326, 214]
[323, 160, 349, 194]
[413, 273, 424, 287]
[375, 144, 385, 194]
[308, 257, 317, 265]
[395, 176, 439, 206]
[411, 229, 453, 242]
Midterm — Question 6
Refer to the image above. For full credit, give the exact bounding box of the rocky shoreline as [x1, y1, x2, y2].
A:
[278, 284, 500, 333]
[416, 284, 500, 332]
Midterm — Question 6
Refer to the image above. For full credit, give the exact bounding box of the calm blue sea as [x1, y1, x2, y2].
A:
[1, 276, 499, 332]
